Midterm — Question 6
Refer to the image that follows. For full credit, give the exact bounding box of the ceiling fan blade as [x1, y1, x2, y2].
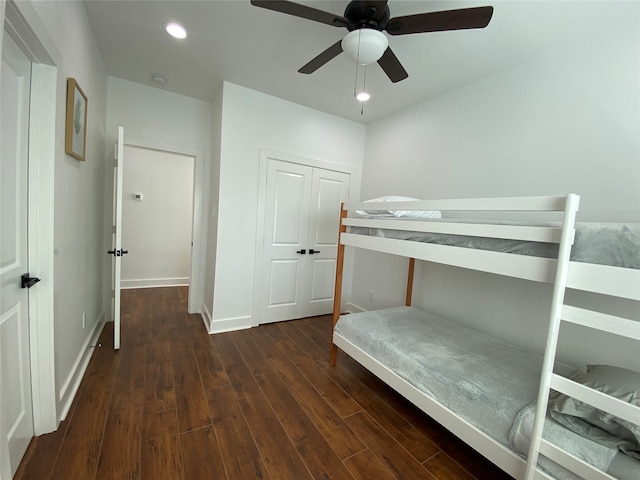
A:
[377, 47, 408, 83]
[251, 1, 349, 28]
[298, 40, 343, 74]
[385, 6, 494, 35]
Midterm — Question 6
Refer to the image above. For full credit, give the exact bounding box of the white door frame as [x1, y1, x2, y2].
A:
[112, 127, 124, 350]
[122, 136, 204, 314]
[3, 0, 60, 435]
[1, 5, 9, 478]
[253, 148, 356, 327]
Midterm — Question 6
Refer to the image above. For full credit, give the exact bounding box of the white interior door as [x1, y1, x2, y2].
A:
[1, 32, 35, 477]
[260, 159, 349, 324]
[261, 160, 312, 323]
[110, 126, 125, 349]
[303, 168, 350, 316]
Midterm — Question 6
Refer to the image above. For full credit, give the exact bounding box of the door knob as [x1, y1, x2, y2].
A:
[107, 249, 129, 257]
[309, 249, 320, 254]
[296, 249, 306, 254]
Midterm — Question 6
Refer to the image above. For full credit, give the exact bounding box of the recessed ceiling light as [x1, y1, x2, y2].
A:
[356, 92, 370, 102]
[151, 74, 167, 85]
[165, 22, 187, 39]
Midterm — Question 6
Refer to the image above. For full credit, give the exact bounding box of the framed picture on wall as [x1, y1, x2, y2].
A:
[65, 77, 88, 161]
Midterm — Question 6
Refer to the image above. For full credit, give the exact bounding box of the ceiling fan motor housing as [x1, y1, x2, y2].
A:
[344, 1, 390, 31]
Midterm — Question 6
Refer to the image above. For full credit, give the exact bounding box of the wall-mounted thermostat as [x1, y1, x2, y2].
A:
[133, 192, 143, 201]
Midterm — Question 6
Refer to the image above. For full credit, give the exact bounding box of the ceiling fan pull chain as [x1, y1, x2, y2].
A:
[353, 58, 359, 98]
[362, 63, 368, 93]
[361, 64, 368, 115]
[353, 29, 363, 98]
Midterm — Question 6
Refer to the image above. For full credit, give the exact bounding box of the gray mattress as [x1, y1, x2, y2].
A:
[335, 306, 636, 478]
[348, 220, 640, 269]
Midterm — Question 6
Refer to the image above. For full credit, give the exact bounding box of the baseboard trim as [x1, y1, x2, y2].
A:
[345, 302, 364, 313]
[58, 310, 104, 421]
[208, 315, 252, 334]
[121, 278, 189, 289]
[201, 303, 212, 331]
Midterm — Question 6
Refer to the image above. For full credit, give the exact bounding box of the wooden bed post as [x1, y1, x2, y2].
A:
[405, 258, 415, 307]
[330, 204, 348, 366]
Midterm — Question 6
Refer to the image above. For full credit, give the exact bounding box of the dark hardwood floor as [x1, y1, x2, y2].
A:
[15, 287, 513, 479]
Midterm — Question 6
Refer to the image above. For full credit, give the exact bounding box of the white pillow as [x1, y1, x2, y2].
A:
[357, 196, 442, 218]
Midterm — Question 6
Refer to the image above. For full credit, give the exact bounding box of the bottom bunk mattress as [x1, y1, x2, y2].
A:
[334, 306, 634, 479]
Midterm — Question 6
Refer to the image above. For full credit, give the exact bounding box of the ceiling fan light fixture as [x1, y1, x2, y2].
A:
[356, 91, 370, 102]
[341, 29, 388, 65]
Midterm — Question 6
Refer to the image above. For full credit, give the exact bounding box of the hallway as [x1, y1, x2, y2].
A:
[15, 287, 510, 479]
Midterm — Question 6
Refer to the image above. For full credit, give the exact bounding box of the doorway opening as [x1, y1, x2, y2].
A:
[121, 145, 195, 291]
[117, 137, 205, 317]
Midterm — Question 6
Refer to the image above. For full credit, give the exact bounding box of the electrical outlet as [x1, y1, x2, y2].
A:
[82, 311, 86, 329]
[368, 290, 375, 303]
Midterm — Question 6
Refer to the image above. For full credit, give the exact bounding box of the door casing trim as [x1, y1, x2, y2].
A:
[4, 0, 61, 435]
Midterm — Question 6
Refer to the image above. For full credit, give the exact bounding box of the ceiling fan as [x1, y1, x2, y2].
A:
[250, 1, 494, 83]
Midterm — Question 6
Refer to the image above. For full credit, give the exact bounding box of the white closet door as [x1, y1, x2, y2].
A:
[260, 159, 350, 324]
[261, 160, 313, 323]
[1, 32, 35, 477]
[303, 168, 350, 316]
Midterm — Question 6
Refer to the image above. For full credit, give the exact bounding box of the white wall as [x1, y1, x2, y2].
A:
[353, 3, 639, 369]
[24, 0, 108, 418]
[208, 82, 365, 331]
[105, 76, 214, 311]
[361, 24, 639, 216]
[203, 88, 223, 327]
[121, 146, 194, 288]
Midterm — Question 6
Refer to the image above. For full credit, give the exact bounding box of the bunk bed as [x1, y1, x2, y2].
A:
[329, 195, 640, 480]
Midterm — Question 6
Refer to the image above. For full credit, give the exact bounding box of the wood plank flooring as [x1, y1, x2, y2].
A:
[15, 287, 513, 480]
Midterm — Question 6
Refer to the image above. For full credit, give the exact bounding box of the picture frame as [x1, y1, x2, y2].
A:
[65, 78, 88, 161]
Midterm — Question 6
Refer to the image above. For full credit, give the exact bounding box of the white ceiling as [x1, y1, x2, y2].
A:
[84, 0, 625, 124]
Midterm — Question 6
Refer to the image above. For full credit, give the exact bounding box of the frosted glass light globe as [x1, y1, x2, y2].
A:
[341, 29, 388, 65]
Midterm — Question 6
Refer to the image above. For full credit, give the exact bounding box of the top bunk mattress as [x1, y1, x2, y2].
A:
[348, 219, 640, 270]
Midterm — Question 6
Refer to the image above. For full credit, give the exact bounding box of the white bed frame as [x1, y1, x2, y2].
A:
[329, 194, 640, 480]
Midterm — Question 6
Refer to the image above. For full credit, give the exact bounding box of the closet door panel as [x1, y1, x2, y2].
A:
[272, 171, 307, 244]
[261, 161, 312, 323]
[304, 169, 350, 317]
[267, 260, 299, 306]
[308, 258, 336, 300]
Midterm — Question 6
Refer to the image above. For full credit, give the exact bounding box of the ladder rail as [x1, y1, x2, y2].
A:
[524, 194, 580, 479]
[525, 192, 639, 479]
